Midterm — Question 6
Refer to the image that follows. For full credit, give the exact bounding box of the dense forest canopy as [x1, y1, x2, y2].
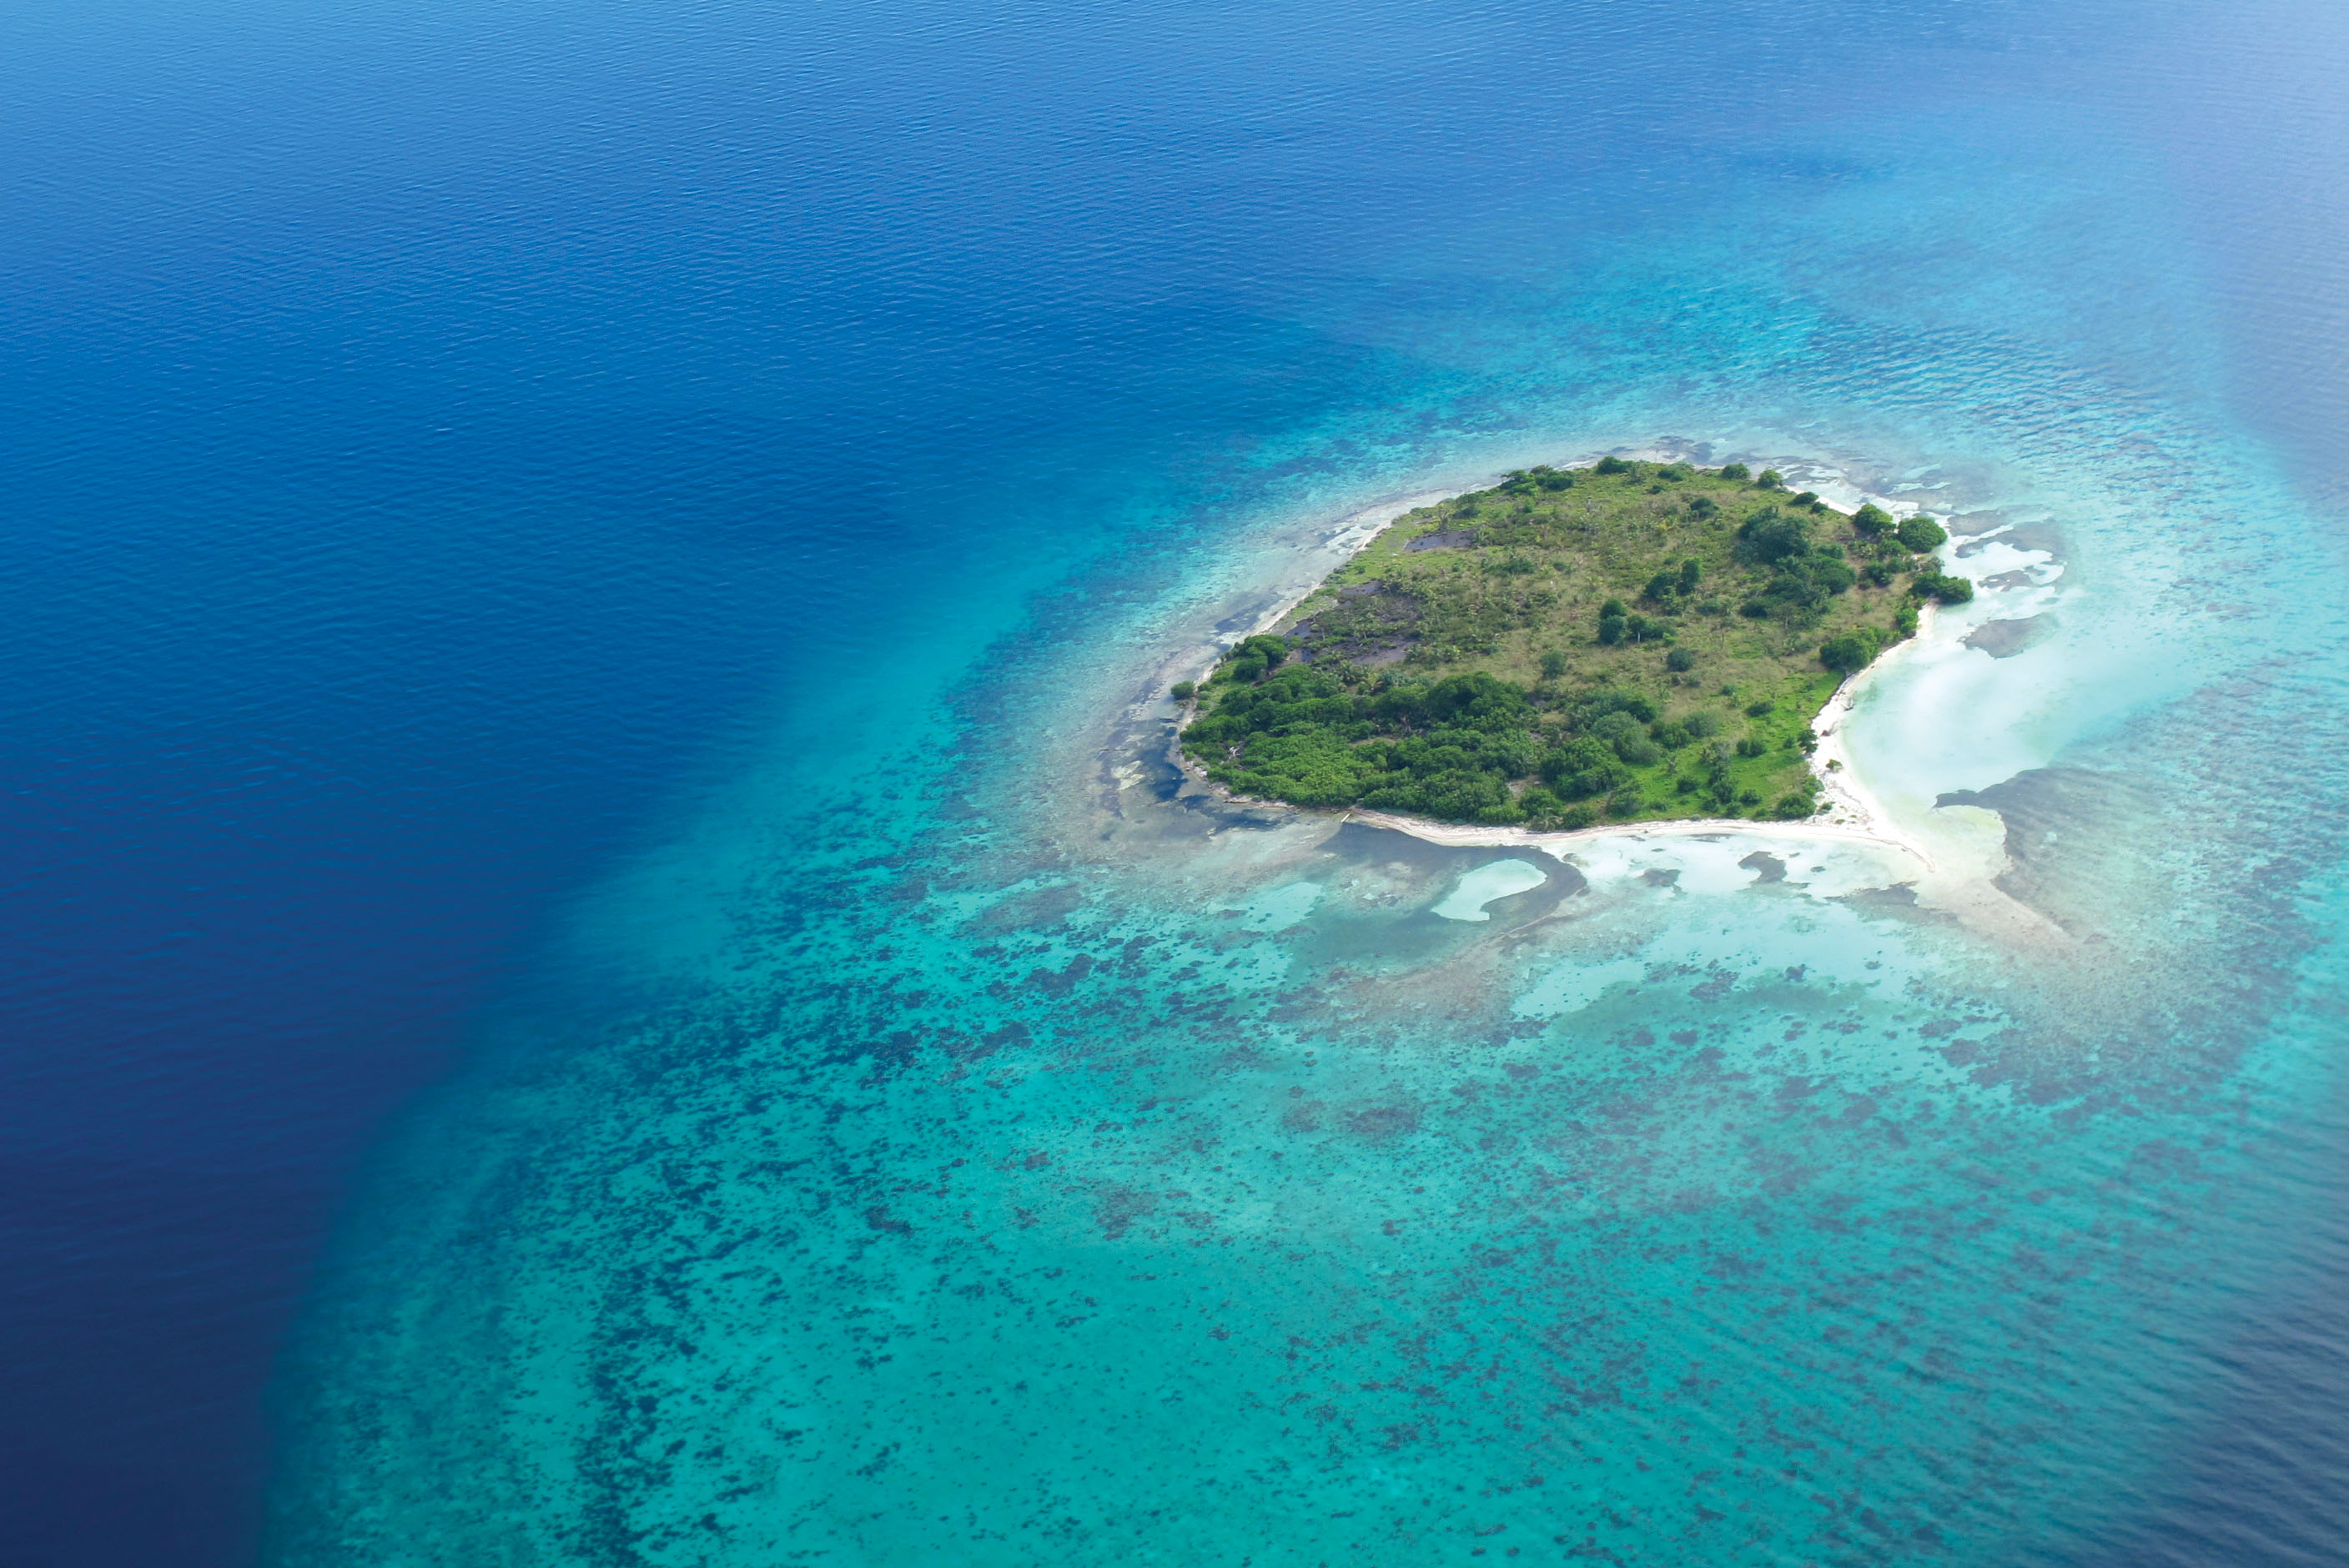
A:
[1178, 459, 1966, 828]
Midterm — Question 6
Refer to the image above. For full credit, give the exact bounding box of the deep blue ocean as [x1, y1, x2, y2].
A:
[8, 1, 2349, 1563]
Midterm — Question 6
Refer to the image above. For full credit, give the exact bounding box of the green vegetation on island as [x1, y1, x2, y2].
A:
[1179, 458, 1967, 830]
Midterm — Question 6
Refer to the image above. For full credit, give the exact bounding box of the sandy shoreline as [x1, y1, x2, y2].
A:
[1338, 802, 1927, 863]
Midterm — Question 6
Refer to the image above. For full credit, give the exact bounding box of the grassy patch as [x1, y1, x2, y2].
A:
[1180, 460, 1942, 827]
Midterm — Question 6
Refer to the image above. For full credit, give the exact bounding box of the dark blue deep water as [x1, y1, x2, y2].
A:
[7, 2, 2349, 1564]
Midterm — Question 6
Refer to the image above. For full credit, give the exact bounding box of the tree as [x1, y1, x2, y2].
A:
[1665, 647, 1695, 672]
[1851, 503, 1892, 537]
[1717, 463, 1751, 480]
[1677, 557, 1702, 593]
[1756, 469, 1785, 488]
[1170, 681, 1196, 701]
[1896, 515, 1948, 552]
[1595, 455, 1631, 475]
[1597, 614, 1627, 646]
[1642, 570, 1677, 603]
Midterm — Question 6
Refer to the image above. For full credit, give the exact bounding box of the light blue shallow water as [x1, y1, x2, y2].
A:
[9, 0, 2349, 1563]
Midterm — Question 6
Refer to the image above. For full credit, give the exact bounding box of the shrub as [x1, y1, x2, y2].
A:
[1541, 738, 1620, 796]
[1756, 469, 1785, 488]
[1896, 515, 1949, 552]
[1677, 557, 1703, 593]
[1793, 490, 1819, 506]
[1894, 603, 1920, 637]
[1717, 463, 1751, 480]
[1594, 455, 1632, 475]
[1238, 633, 1290, 665]
[1597, 614, 1627, 646]
[1556, 803, 1598, 831]
[1684, 711, 1722, 737]
[1579, 690, 1658, 724]
[1583, 712, 1659, 764]
[1599, 596, 1627, 619]
[1665, 647, 1695, 672]
[1736, 508, 1811, 564]
[1736, 736, 1766, 757]
[1170, 681, 1197, 701]
[1229, 657, 1265, 683]
[1851, 503, 1892, 537]
[1744, 700, 1774, 717]
[1539, 650, 1567, 678]
[1911, 571, 1974, 605]
[1819, 629, 1883, 674]
[1770, 792, 1818, 819]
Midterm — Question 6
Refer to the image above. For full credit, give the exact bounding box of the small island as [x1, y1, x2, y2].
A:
[1178, 458, 1969, 830]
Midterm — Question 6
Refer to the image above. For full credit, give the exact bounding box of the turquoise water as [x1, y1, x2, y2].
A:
[236, 2, 2349, 1563]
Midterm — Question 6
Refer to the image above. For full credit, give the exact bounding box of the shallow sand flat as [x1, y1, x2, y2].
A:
[1430, 857, 1549, 921]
